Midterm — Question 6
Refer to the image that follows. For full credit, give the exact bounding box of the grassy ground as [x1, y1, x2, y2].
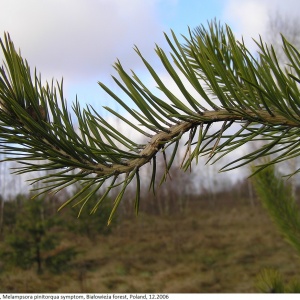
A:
[1, 200, 299, 293]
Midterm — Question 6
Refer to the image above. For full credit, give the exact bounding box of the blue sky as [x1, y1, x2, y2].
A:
[1, 0, 300, 195]
[157, 0, 225, 34]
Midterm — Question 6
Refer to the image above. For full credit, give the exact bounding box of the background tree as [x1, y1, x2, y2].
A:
[1, 21, 300, 223]
[0, 195, 76, 274]
[266, 11, 300, 65]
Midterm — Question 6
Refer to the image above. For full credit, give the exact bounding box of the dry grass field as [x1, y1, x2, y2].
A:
[0, 199, 299, 293]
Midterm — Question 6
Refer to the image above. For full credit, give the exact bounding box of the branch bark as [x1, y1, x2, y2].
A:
[82, 108, 300, 176]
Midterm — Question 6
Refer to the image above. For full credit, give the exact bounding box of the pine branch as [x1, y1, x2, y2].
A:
[253, 164, 300, 293]
[252, 163, 300, 254]
[1, 21, 300, 220]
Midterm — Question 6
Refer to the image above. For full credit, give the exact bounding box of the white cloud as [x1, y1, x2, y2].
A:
[222, 0, 268, 50]
[0, 0, 168, 81]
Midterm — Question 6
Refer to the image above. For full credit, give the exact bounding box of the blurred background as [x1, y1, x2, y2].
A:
[1, 0, 300, 293]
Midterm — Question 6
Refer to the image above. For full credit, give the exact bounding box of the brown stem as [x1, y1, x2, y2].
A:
[88, 109, 300, 176]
